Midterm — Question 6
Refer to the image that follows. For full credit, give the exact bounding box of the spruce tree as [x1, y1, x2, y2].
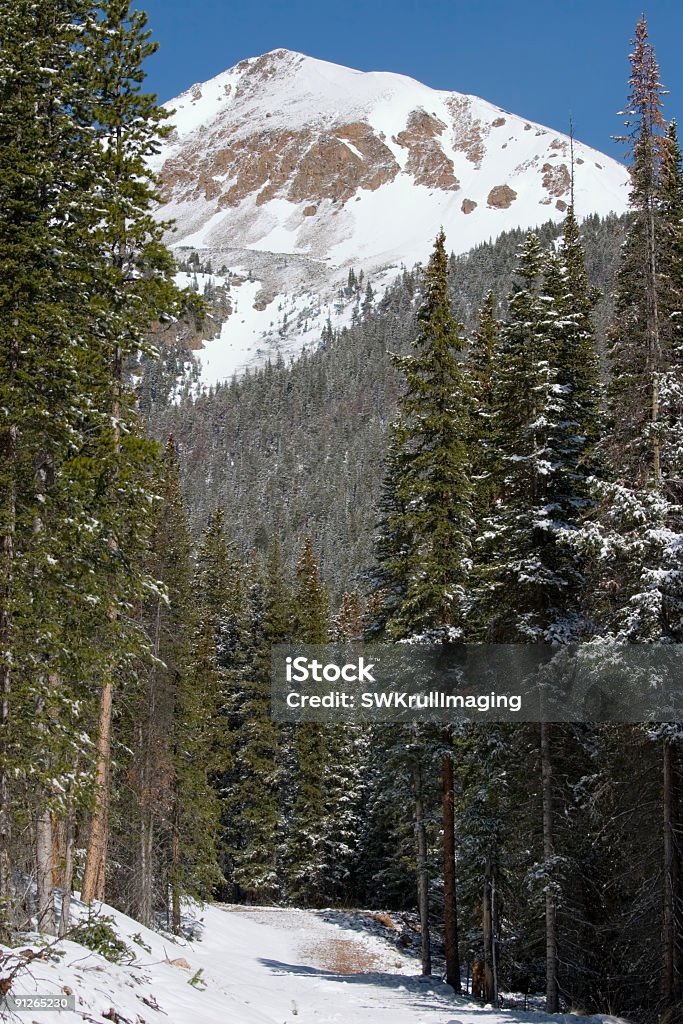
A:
[0, 0, 114, 934]
[285, 537, 331, 905]
[230, 541, 291, 902]
[373, 230, 472, 987]
[377, 230, 472, 640]
[80, 0, 182, 904]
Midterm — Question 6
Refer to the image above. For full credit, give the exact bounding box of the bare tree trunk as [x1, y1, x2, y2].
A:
[35, 810, 55, 934]
[483, 855, 497, 1004]
[33, 468, 56, 934]
[58, 809, 75, 938]
[541, 721, 559, 1013]
[413, 760, 431, 976]
[663, 739, 682, 1009]
[0, 416, 17, 938]
[441, 729, 460, 991]
[171, 791, 181, 935]
[139, 808, 154, 929]
[82, 347, 122, 904]
[81, 671, 113, 903]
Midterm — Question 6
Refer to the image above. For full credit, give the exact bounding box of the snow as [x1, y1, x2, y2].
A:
[2, 897, 631, 1024]
[198, 276, 266, 384]
[150, 49, 631, 386]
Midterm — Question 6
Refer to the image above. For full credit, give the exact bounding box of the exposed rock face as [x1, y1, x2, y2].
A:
[152, 49, 629, 284]
[395, 110, 460, 191]
[446, 95, 486, 166]
[541, 162, 571, 198]
[161, 123, 400, 209]
[487, 185, 517, 209]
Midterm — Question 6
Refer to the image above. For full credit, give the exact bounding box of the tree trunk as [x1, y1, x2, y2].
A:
[58, 809, 75, 938]
[441, 729, 460, 990]
[413, 759, 431, 976]
[81, 672, 113, 903]
[171, 793, 181, 935]
[541, 721, 559, 1013]
[139, 807, 154, 929]
[35, 810, 55, 934]
[663, 739, 682, 1009]
[483, 855, 497, 1004]
[81, 348, 122, 904]
[0, 415, 17, 938]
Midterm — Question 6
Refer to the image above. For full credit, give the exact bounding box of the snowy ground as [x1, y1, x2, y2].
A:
[174, 260, 393, 390]
[1, 899, 628, 1024]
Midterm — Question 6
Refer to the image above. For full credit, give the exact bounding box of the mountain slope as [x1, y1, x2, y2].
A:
[151, 49, 630, 383]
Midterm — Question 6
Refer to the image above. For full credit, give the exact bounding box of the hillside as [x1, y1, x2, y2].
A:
[149, 213, 628, 593]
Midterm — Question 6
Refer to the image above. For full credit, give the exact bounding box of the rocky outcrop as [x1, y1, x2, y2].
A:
[487, 184, 517, 209]
[396, 110, 460, 191]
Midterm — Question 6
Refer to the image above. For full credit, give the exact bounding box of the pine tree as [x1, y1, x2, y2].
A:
[230, 541, 291, 902]
[480, 228, 598, 644]
[192, 508, 243, 899]
[118, 439, 221, 930]
[80, 0, 182, 905]
[285, 538, 331, 905]
[373, 230, 473, 987]
[0, 0, 117, 934]
[377, 230, 473, 640]
[608, 15, 668, 483]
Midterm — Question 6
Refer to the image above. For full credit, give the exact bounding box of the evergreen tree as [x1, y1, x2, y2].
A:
[119, 440, 221, 931]
[285, 538, 330, 905]
[608, 15, 669, 482]
[80, 0, 182, 904]
[373, 230, 472, 987]
[192, 508, 243, 898]
[230, 541, 291, 902]
[377, 230, 472, 640]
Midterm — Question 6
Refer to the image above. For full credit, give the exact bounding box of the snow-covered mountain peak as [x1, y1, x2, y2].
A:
[152, 50, 630, 385]
[155, 48, 628, 264]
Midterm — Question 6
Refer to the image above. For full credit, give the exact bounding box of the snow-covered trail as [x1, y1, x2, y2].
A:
[211, 905, 461, 1023]
[2, 899, 627, 1024]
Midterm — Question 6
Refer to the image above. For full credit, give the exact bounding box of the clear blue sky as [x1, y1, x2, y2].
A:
[141, 0, 683, 159]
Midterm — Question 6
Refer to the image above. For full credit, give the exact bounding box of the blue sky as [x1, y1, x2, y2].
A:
[141, 1, 683, 158]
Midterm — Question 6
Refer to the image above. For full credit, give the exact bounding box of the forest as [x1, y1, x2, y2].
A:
[1, 5, 682, 1023]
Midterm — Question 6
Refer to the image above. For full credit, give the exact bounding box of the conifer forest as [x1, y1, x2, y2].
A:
[2, 6, 683, 1023]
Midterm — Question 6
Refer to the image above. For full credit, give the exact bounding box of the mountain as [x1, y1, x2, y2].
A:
[151, 48, 630, 385]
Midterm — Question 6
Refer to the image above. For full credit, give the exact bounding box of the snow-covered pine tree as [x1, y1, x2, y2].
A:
[285, 538, 331, 905]
[372, 230, 473, 986]
[473, 221, 602, 1010]
[229, 540, 291, 903]
[0, 0, 98, 936]
[80, 0, 183, 905]
[574, 20, 683, 1015]
[377, 230, 472, 640]
[191, 508, 244, 901]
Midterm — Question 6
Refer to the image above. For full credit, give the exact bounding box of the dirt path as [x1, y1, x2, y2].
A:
[222, 906, 409, 976]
